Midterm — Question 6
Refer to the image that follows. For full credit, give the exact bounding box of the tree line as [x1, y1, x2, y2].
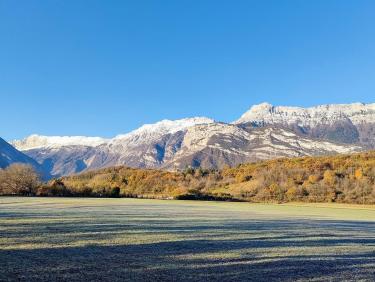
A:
[1, 151, 375, 204]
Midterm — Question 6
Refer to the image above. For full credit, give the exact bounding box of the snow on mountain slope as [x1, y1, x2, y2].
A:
[12, 118, 214, 151]
[163, 124, 362, 170]
[112, 117, 215, 143]
[174, 123, 255, 157]
[94, 117, 215, 169]
[235, 102, 375, 126]
[234, 102, 375, 146]
[11, 135, 109, 150]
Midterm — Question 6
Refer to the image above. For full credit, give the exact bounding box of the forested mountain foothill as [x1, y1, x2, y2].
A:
[1, 151, 375, 205]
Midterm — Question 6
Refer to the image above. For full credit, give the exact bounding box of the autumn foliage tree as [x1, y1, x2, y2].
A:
[0, 164, 40, 196]
[1, 151, 375, 204]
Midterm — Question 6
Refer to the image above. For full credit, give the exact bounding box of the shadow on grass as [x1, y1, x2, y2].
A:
[1, 241, 374, 282]
[1, 219, 375, 281]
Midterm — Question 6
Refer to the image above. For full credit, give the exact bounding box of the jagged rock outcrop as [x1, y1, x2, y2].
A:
[234, 102, 375, 147]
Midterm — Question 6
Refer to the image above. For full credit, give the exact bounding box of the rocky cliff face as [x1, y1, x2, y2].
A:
[162, 124, 362, 170]
[234, 102, 375, 147]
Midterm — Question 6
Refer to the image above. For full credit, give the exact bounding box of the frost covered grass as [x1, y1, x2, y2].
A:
[0, 197, 374, 281]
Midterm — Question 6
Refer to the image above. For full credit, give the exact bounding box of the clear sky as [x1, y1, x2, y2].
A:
[1, 0, 375, 140]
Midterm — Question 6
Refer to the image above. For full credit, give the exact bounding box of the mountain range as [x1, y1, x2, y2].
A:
[3, 102, 375, 178]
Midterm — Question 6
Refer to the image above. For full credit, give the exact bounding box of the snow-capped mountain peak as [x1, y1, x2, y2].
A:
[234, 102, 375, 126]
[113, 117, 215, 142]
[11, 134, 109, 151]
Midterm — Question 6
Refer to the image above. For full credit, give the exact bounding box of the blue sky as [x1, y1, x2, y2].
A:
[1, 0, 375, 140]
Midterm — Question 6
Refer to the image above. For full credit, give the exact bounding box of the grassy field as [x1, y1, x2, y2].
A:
[0, 198, 374, 281]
